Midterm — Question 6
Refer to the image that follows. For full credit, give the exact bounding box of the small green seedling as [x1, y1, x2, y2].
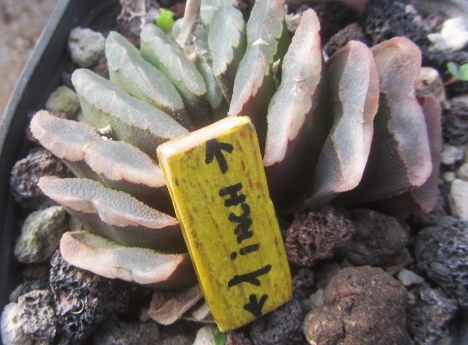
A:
[446, 62, 468, 84]
[156, 8, 175, 32]
[214, 331, 227, 345]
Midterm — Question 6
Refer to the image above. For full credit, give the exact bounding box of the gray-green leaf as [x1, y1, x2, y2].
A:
[71, 68, 188, 157]
[140, 24, 210, 128]
[208, 5, 246, 101]
[106, 31, 193, 130]
[39, 176, 185, 253]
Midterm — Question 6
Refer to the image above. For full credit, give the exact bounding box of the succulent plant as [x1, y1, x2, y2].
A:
[29, 0, 441, 294]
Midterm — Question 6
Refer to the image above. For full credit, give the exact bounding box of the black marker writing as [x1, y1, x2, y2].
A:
[228, 264, 272, 287]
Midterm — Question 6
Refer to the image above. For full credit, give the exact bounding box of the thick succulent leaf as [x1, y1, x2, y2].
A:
[30, 111, 172, 211]
[305, 40, 379, 209]
[140, 24, 210, 128]
[228, 0, 287, 143]
[105, 31, 193, 130]
[148, 285, 203, 325]
[200, 0, 237, 27]
[71, 69, 188, 157]
[193, 26, 226, 112]
[263, 9, 330, 211]
[374, 95, 442, 213]
[38, 176, 185, 253]
[208, 5, 246, 101]
[60, 230, 196, 289]
[336, 37, 432, 204]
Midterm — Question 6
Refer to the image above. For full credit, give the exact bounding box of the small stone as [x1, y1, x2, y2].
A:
[339, 208, 409, 267]
[448, 179, 468, 220]
[250, 299, 306, 345]
[10, 148, 69, 209]
[397, 269, 425, 287]
[303, 266, 408, 345]
[439, 17, 468, 51]
[17, 290, 57, 342]
[417, 67, 446, 104]
[45, 86, 80, 119]
[0, 303, 34, 345]
[93, 321, 160, 345]
[308, 290, 324, 309]
[49, 251, 134, 344]
[407, 284, 458, 345]
[440, 144, 465, 165]
[226, 331, 253, 345]
[443, 171, 456, 182]
[416, 217, 468, 309]
[14, 206, 68, 264]
[442, 101, 468, 146]
[68, 27, 105, 67]
[324, 23, 368, 58]
[193, 325, 218, 345]
[285, 207, 354, 267]
[457, 163, 468, 181]
[292, 268, 316, 300]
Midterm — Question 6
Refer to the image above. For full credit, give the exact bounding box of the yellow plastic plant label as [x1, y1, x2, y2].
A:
[157, 116, 292, 331]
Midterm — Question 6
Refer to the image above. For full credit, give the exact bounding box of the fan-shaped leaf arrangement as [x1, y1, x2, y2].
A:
[29, 0, 441, 290]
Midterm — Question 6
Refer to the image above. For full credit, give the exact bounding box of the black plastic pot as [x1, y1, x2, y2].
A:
[0, 0, 120, 329]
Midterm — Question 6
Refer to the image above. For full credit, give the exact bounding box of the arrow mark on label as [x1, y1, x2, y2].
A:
[244, 294, 268, 317]
[205, 139, 234, 174]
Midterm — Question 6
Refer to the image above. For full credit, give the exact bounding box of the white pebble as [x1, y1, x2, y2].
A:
[68, 27, 105, 67]
[441, 17, 468, 51]
[449, 179, 468, 220]
[457, 163, 468, 181]
[441, 144, 465, 165]
[397, 269, 425, 287]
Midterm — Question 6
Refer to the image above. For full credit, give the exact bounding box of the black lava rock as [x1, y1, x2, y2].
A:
[49, 251, 134, 345]
[407, 284, 458, 345]
[362, 0, 430, 47]
[17, 289, 57, 343]
[416, 217, 468, 309]
[10, 147, 70, 209]
[93, 321, 161, 345]
[442, 101, 468, 146]
[250, 299, 307, 345]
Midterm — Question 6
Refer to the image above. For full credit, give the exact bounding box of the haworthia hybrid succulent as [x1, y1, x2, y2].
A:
[337, 37, 432, 204]
[306, 40, 379, 209]
[30, 111, 171, 211]
[140, 24, 210, 128]
[60, 230, 196, 288]
[228, 0, 288, 143]
[105, 31, 193, 130]
[264, 9, 330, 211]
[71, 68, 188, 158]
[208, 5, 246, 101]
[38, 176, 185, 253]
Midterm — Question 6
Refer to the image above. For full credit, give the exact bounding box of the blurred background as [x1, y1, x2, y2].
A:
[0, 0, 58, 120]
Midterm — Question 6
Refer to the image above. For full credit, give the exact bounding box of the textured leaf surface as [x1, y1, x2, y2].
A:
[228, 0, 287, 142]
[193, 26, 225, 111]
[263, 9, 330, 211]
[71, 68, 188, 157]
[200, 0, 236, 27]
[30, 111, 171, 210]
[39, 176, 185, 252]
[140, 24, 210, 128]
[306, 40, 379, 208]
[208, 5, 246, 101]
[106, 31, 193, 129]
[60, 230, 196, 288]
[337, 37, 432, 204]
[374, 95, 442, 213]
